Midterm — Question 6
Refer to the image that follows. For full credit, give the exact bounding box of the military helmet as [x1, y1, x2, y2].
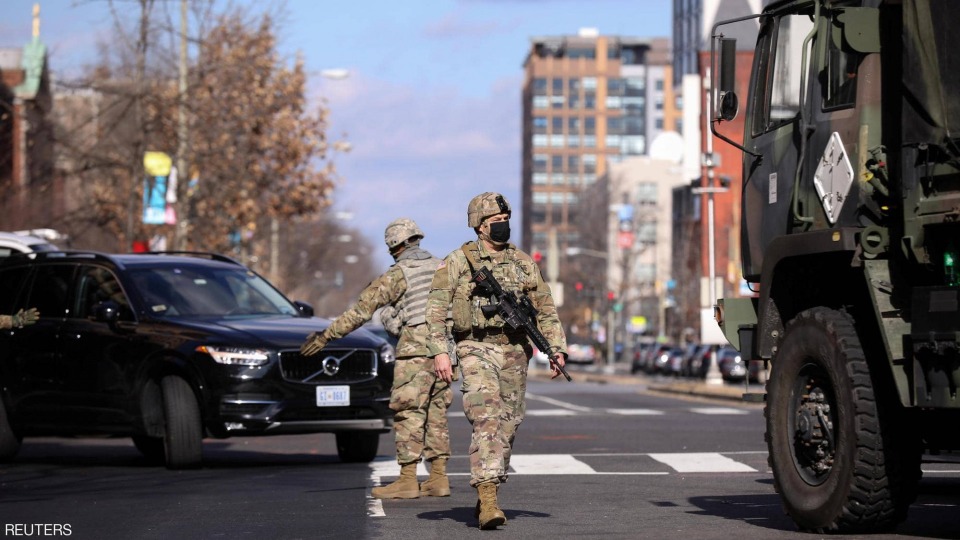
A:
[467, 192, 511, 228]
[384, 218, 424, 250]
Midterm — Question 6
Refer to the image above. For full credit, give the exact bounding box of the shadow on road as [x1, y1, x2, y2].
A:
[416, 506, 551, 529]
[688, 476, 960, 539]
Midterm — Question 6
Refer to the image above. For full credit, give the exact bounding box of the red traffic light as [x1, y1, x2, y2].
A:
[607, 291, 615, 301]
[533, 251, 542, 263]
[575, 281, 583, 292]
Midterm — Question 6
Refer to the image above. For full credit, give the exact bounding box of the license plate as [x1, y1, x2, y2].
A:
[316, 385, 350, 406]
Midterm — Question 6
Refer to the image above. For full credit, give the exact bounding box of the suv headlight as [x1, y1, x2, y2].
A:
[380, 342, 396, 364]
[198, 346, 271, 366]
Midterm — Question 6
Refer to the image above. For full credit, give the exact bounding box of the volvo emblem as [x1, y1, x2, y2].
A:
[322, 356, 341, 376]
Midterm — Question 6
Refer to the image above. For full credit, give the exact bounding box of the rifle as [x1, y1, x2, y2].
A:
[470, 266, 572, 382]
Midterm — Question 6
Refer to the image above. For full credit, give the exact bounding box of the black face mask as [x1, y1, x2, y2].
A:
[489, 221, 510, 244]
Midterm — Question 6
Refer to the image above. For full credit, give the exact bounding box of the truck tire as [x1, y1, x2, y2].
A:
[0, 397, 21, 461]
[766, 307, 916, 532]
[161, 376, 203, 469]
[335, 431, 379, 463]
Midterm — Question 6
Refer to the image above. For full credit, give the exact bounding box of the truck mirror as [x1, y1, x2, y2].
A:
[716, 37, 739, 121]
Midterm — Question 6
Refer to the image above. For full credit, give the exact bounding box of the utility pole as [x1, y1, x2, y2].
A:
[174, 0, 190, 250]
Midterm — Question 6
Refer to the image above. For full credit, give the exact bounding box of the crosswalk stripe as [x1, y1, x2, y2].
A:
[526, 409, 578, 416]
[509, 454, 596, 474]
[648, 452, 757, 472]
[606, 408, 664, 415]
[689, 407, 749, 415]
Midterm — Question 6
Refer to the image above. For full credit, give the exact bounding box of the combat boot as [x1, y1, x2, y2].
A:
[419, 457, 451, 497]
[476, 482, 506, 530]
[371, 462, 420, 499]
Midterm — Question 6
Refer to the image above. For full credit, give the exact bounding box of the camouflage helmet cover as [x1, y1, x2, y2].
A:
[384, 218, 424, 249]
[467, 192, 511, 228]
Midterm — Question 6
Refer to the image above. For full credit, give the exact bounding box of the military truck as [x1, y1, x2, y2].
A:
[711, 0, 959, 533]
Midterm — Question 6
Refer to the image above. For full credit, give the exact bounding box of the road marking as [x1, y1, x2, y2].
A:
[526, 409, 577, 416]
[509, 454, 596, 474]
[649, 452, 757, 472]
[525, 392, 593, 412]
[690, 407, 750, 415]
[606, 408, 664, 415]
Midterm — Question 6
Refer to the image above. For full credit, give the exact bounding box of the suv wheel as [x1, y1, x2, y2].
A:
[0, 398, 21, 461]
[335, 431, 379, 463]
[161, 376, 203, 469]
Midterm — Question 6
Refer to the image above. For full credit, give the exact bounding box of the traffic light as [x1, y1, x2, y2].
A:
[607, 290, 615, 301]
[575, 281, 583, 292]
[533, 251, 543, 264]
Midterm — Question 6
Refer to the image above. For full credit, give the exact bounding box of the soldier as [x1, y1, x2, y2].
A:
[300, 218, 452, 499]
[425, 192, 567, 530]
[0, 308, 38, 329]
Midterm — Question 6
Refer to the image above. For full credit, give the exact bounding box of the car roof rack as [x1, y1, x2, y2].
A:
[144, 251, 243, 266]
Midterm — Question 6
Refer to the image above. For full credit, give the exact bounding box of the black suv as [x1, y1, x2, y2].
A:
[0, 251, 395, 468]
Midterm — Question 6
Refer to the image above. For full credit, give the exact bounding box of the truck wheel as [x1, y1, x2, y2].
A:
[161, 376, 203, 469]
[335, 431, 379, 463]
[0, 398, 21, 461]
[766, 307, 916, 532]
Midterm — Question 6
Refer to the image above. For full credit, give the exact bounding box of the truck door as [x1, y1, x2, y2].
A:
[741, 10, 814, 280]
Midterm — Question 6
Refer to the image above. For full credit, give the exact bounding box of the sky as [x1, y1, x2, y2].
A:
[2, 0, 672, 270]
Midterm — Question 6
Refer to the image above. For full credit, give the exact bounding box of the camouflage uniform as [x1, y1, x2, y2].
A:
[302, 221, 451, 475]
[0, 308, 38, 329]
[425, 203, 566, 489]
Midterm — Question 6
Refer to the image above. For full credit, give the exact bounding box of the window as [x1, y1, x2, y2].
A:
[625, 78, 644, 96]
[552, 78, 564, 95]
[582, 77, 597, 90]
[533, 78, 547, 95]
[606, 135, 622, 147]
[583, 154, 597, 173]
[566, 155, 580, 170]
[584, 117, 596, 135]
[823, 13, 860, 110]
[655, 96, 664, 111]
[533, 154, 548, 172]
[74, 266, 132, 321]
[606, 96, 623, 109]
[533, 116, 547, 134]
[567, 117, 580, 133]
[552, 116, 564, 134]
[583, 135, 596, 148]
[608, 78, 624, 96]
[551, 155, 564, 170]
[568, 78, 581, 94]
[533, 96, 549, 109]
[27, 264, 75, 318]
[636, 182, 658, 205]
[550, 95, 565, 109]
[753, 11, 814, 133]
[607, 117, 624, 134]
[549, 135, 565, 147]
[568, 48, 596, 59]
[567, 135, 581, 147]
[568, 95, 580, 109]
[621, 135, 645, 155]
[533, 134, 548, 147]
[655, 79, 664, 91]
[533, 173, 548, 185]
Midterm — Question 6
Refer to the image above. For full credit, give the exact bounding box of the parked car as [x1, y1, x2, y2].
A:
[681, 344, 715, 379]
[566, 341, 597, 364]
[717, 346, 747, 381]
[0, 231, 59, 257]
[663, 347, 686, 377]
[0, 251, 395, 469]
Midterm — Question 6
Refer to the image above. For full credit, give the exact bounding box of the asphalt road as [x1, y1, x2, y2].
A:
[2, 371, 960, 539]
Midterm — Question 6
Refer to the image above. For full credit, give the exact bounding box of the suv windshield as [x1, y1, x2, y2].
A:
[127, 265, 299, 318]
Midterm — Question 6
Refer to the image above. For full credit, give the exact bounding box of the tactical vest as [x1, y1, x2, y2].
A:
[396, 256, 442, 326]
[453, 241, 538, 332]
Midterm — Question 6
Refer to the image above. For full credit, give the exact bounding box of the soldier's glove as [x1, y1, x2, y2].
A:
[300, 332, 328, 357]
[11, 307, 39, 328]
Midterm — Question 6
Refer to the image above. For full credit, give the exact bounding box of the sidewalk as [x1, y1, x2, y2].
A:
[528, 361, 765, 403]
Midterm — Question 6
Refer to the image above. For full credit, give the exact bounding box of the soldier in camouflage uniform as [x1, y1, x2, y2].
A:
[425, 192, 567, 530]
[0, 308, 38, 329]
[300, 218, 452, 499]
